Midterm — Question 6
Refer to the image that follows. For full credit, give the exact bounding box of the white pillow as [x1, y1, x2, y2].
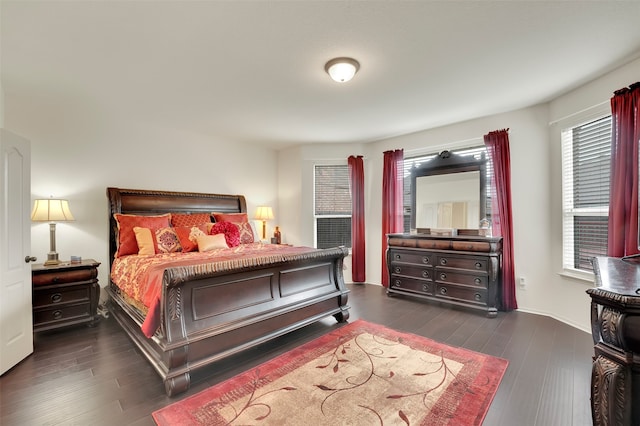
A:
[197, 233, 228, 252]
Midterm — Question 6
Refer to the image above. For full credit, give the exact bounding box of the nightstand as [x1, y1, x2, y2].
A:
[31, 259, 100, 332]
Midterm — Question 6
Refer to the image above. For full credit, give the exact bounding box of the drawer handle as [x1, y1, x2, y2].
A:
[474, 293, 482, 301]
[475, 262, 482, 269]
[422, 270, 429, 278]
[422, 256, 430, 264]
[440, 273, 447, 281]
[394, 280, 401, 288]
[394, 266, 401, 274]
[52, 310, 63, 320]
[51, 293, 62, 303]
[422, 284, 429, 292]
[474, 278, 482, 285]
[395, 254, 401, 261]
[440, 258, 447, 266]
[52, 276, 60, 283]
[440, 287, 447, 295]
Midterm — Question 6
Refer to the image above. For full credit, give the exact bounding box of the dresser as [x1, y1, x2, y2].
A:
[32, 259, 100, 332]
[386, 233, 502, 317]
[588, 257, 640, 426]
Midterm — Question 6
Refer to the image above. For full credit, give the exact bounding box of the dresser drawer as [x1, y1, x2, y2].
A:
[33, 284, 91, 308]
[390, 264, 433, 280]
[435, 284, 488, 306]
[436, 255, 488, 272]
[435, 270, 488, 288]
[389, 250, 433, 266]
[32, 268, 97, 286]
[33, 303, 91, 325]
[390, 276, 433, 295]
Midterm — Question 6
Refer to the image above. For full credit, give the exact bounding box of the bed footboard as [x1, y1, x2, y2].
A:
[107, 247, 350, 396]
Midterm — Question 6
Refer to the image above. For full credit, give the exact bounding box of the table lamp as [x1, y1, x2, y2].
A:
[254, 206, 273, 240]
[31, 198, 75, 266]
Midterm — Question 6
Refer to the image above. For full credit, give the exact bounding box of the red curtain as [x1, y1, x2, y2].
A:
[381, 149, 404, 287]
[608, 82, 640, 257]
[484, 130, 517, 311]
[348, 155, 366, 282]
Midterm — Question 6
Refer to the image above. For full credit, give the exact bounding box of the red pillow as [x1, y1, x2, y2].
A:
[212, 212, 248, 223]
[174, 225, 209, 252]
[235, 222, 255, 244]
[114, 214, 171, 257]
[210, 221, 241, 248]
[170, 213, 212, 228]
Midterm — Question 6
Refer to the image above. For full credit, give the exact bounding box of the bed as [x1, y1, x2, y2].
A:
[106, 187, 350, 396]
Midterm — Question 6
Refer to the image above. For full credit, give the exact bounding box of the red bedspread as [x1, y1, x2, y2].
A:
[111, 243, 318, 337]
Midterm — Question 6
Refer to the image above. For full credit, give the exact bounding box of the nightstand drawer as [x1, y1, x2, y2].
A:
[33, 284, 91, 308]
[33, 303, 91, 325]
[32, 268, 97, 286]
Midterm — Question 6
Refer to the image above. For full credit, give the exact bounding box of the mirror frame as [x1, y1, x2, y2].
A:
[410, 150, 488, 230]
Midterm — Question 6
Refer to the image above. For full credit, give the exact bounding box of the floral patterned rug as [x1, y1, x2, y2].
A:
[153, 320, 508, 426]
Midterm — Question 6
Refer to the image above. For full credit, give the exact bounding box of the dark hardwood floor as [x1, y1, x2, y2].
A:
[0, 283, 594, 425]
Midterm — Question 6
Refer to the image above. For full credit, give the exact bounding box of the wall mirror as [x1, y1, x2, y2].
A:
[410, 151, 487, 230]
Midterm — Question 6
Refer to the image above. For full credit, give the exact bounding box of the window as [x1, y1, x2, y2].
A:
[314, 165, 351, 249]
[561, 115, 611, 273]
[402, 146, 493, 233]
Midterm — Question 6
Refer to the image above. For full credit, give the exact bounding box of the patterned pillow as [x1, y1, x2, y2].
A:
[235, 222, 255, 244]
[155, 227, 182, 253]
[210, 221, 241, 248]
[114, 213, 171, 257]
[174, 225, 208, 252]
[212, 212, 248, 224]
[170, 213, 212, 228]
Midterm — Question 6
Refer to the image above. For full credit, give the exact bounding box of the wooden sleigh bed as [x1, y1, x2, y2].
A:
[106, 187, 350, 396]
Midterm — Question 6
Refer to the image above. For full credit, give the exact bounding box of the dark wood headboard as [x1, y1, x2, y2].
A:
[106, 187, 247, 270]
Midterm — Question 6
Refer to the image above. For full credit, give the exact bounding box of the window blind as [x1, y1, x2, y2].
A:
[314, 165, 352, 249]
[561, 115, 611, 272]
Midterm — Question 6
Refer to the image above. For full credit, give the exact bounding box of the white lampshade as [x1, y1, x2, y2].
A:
[254, 206, 274, 221]
[325, 57, 360, 83]
[31, 198, 75, 222]
[31, 198, 75, 265]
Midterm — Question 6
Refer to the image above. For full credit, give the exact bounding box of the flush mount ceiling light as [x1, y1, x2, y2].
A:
[325, 57, 360, 83]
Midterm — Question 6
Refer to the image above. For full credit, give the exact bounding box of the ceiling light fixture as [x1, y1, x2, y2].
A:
[325, 57, 360, 83]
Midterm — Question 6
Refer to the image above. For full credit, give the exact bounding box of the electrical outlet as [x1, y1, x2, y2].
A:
[519, 276, 526, 289]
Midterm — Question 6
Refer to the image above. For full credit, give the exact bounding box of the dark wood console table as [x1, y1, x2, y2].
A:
[588, 257, 640, 426]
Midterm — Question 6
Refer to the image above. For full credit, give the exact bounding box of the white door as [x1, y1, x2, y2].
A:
[0, 128, 33, 375]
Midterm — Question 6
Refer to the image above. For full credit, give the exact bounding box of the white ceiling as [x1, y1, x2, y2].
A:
[2, 1, 640, 150]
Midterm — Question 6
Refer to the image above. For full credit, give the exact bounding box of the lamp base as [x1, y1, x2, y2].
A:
[44, 252, 60, 266]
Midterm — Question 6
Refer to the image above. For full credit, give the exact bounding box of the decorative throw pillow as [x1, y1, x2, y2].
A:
[235, 222, 255, 244]
[114, 213, 171, 257]
[197, 233, 228, 252]
[132, 227, 156, 256]
[212, 212, 248, 224]
[133, 226, 183, 254]
[170, 213, 212, 228]
[210, 221, 241, 247]
[155, 227, 182, 253]
[174, 225, 208, 252]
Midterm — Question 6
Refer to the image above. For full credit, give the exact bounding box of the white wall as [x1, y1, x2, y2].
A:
[4, 98, 279, 294]
[281, 57, 640, 333]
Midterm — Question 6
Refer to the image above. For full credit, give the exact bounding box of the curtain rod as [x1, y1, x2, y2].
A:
[403, 135, 485, 156]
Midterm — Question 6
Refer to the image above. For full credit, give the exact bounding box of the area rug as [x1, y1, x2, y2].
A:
[153, 320, 508, 426]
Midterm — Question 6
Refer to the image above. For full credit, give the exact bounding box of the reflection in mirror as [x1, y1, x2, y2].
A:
[415, 171, 480, 228]
[410, 151, 487, 232]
